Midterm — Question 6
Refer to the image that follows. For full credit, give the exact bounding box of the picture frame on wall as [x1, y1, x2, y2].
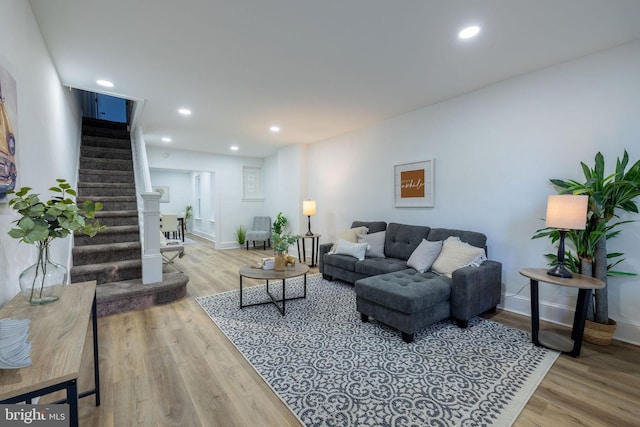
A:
[0, 62, 18, 203]
[153, 186, 170, 203]
[242, 166, 264, 201]
[394, 159, 434, 208]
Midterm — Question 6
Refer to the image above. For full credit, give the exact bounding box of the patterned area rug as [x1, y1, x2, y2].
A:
[196, 274, 558, 426]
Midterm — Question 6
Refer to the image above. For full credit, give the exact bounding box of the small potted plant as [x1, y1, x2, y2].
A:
[271, 212, 300, 271]
[184, 205, 193, 232]
[7, 179, 104, 305]
[235, 225, 246, 245]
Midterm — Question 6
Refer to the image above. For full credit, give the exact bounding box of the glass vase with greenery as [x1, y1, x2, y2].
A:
[7, 179, 105, 304]
[271, 212, 300, 254]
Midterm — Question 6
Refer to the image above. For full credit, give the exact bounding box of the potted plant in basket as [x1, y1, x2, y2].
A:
[533, 150, 640, 344]
[271, 212, 300, 271]
[7, 179, 105, 305]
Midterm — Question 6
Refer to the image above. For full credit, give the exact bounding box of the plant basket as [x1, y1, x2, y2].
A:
[584, 318, 617, 346]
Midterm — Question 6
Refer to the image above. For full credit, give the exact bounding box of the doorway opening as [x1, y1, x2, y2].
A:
[81, 91, 131, 123]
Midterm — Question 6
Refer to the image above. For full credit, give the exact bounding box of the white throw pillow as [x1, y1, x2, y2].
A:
[464, 252, 487, 268]
[406, 239, 442, 273]
[333, 239, 369, 261]
[431, 236, 486, 277]
[358, 231, 386, 258]
[330, 226, 369, 252]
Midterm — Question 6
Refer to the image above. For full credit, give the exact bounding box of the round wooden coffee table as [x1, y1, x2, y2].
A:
[238, 263, 310, 316]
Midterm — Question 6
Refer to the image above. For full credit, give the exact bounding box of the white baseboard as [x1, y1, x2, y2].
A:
[190, 230, 214, 242]
[501, 292, 640, 346]
[217, 240, 241, 250]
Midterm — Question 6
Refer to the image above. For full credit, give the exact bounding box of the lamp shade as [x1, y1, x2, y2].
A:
[303, 200, 316, 216]
[545, 195, 588, 230]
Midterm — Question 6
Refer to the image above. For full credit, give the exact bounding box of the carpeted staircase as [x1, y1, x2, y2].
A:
[71, 117, 188, 316]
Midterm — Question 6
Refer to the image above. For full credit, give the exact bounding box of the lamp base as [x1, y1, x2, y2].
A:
[305, 215, 313, 236]
[547, 264, 573, 278]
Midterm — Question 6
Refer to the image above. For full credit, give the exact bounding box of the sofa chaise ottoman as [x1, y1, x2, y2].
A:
[319, 221, 502, 342]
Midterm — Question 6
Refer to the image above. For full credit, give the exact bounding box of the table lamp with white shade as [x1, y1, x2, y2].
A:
[545, 194, 589, 278]
[303, 200, 316, 236]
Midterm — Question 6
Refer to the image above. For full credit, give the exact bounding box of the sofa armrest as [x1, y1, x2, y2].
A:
[450, 260, 502, 322]
[318, 242, 334, 273]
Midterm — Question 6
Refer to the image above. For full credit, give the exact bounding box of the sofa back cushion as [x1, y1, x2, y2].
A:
[428, 228, 487, 252]
[351, 221, 387, 234]
[384, 222, 431, 260]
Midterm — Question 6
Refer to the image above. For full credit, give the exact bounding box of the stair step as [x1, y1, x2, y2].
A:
[78, 182, 136, 197]
[75, 225, 140, 246]
[79, 169, 134, 184]
[95, 273, 188, 317]
[82, 134, 131, 150]
[72, 241, 141, 265]
[81, 145, 132, 161]
[82, 117, 128, 130]
[80, 157, 133, 171]
[71, 259, 142, 284]
[79, 182, 136, 189]
[78, 195, 137, 211]
[94, 210, 138, 226]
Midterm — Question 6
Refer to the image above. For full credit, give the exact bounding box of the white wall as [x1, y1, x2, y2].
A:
[0, 0, 82, 306]
[306, 40, 640, 344]
[150, 169, 192, 216]
[146, 146, 266, 248]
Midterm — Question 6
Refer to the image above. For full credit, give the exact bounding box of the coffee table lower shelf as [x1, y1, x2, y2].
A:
[238, 264, 310, 316]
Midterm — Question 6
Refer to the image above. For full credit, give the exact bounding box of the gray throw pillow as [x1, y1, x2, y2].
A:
[358, 231, 386, 258]
[407, 239, 443, 273]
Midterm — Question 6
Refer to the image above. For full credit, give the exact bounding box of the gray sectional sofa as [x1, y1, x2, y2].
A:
[319, 221, 502, 342]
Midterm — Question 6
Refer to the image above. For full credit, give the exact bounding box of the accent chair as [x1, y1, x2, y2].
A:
[245, 216, 271, 250]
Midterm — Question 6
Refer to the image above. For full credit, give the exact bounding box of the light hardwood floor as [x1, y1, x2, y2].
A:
[55, 235, 639, 426]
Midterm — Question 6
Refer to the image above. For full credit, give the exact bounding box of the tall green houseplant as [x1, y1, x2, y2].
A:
[537, 151, 640, 326]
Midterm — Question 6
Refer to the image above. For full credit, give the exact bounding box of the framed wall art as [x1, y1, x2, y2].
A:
[394, 159, 434, 208]
[0, 62, 18, 203]
[242, 166, 264, 200]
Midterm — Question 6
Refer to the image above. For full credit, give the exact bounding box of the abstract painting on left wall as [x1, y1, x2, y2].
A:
[0, 63, 17, 202]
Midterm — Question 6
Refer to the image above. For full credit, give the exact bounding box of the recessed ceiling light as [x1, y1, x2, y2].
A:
[96, 79, 114, 88]
[458, 25, 481, 40]
[270, 125, 280, 133]
[230, 145, 239, 151]
[178, 108, 192, 116]
[161, 137, 172, 142]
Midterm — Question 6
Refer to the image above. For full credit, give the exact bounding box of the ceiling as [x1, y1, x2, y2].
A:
[29, 0, 640, 158]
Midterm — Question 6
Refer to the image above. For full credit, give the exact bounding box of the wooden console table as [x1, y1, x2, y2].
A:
[519, 268, 605, 357]
[0, 281, 100, 427]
